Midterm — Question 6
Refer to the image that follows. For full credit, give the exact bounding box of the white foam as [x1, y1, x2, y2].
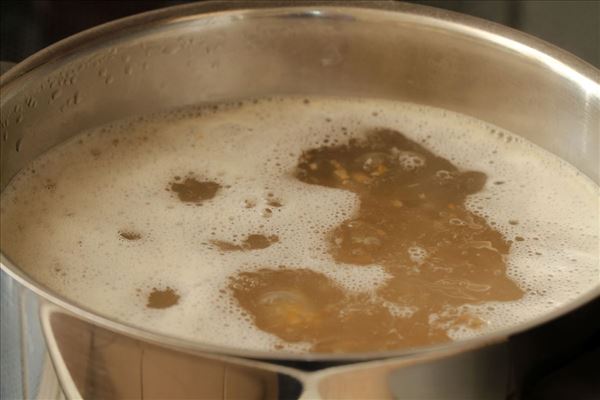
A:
[1, 96, 598, 351]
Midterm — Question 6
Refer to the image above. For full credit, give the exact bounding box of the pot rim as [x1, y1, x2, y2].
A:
[1, 1, 599, 362]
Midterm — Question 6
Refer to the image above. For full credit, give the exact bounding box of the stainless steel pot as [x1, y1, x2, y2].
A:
[1, 2, 599, 399]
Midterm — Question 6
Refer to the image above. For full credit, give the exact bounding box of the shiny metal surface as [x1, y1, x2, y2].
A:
[1, 1, 598, 399]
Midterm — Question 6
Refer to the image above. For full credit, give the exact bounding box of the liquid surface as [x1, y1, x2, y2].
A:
[1, 97, 598, 353]
[232, 129, 523, 352]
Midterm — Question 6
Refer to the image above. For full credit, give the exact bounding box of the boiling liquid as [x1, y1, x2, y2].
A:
[1, 97, 598, 353]
[232, 129, 522, 352]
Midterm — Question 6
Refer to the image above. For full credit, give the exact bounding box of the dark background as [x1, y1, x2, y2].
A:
[1, 1, 599, 67]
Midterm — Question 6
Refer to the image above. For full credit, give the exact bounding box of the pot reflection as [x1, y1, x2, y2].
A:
[43, 309, 292, 399]
[42, 303, 510, 400]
